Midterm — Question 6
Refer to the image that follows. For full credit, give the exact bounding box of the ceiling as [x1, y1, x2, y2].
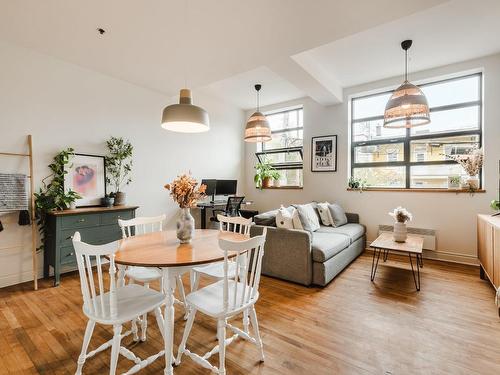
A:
[2, 0, 497, 109]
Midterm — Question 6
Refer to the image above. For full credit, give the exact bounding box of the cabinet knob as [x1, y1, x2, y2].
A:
[117, 215, 121, 219]
[78, 218, 85, 223]
[68, 252, 74, 256]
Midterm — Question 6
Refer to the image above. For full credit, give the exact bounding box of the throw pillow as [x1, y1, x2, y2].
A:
[291, 208, 303, 230]
[328, 203, 348, 227]
[276, 205, 294, 229]
[296, 203, 321, 232]
[316, 202, 333, 226]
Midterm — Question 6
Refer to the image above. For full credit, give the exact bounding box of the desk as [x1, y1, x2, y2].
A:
[114, 229, 246, 374]
[197, 201, 226, 229]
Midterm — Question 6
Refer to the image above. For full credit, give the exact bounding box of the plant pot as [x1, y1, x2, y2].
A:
[447, 176, 461, 189]
[393, 222, 407, 243]
[69, 202, 77, 210]
[466, 176, 479, 190]
[262, 177, 272, 188]
[114, 191, 126, 206]
[176, 208, 195, 244]
[273, 179, 281, 188]
[102, 197, 114, 208]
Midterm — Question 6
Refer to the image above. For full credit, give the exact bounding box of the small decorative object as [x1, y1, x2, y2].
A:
[383, 40, 430, 129]
[389, 206, 413, 243]
[69, 201, 77, 210]
[105, 137, 133, 206]
[491, 200, 500, 217]
[102, 194, 115, 208]
[254, 162, 280, 189]
[348, 176, 366, 192]
[311, 135, 337, 172]
[273, 177, 281, 188]
[165, 173, 206, 243]
[445, 148, 483, 191]
[447, 175, 461, 189]
[65, 153, 106, 207]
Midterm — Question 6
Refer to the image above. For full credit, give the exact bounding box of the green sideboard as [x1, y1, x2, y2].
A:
[43, 205, 138, 286]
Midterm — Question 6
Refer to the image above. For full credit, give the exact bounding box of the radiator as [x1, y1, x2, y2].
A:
[378, 225, 436, 251]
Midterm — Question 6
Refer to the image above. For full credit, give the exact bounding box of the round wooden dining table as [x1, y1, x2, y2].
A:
[114, 229, 248, 375]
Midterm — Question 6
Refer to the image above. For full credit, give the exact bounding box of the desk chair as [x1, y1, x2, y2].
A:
[209, 196, 245, 223]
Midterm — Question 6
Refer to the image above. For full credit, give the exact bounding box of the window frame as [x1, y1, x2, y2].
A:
[256, 107, 304, 187]
[350, 72, 483, 189]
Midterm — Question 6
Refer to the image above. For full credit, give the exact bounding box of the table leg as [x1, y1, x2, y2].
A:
[419, 253, 424, 268]
[200, 207, 207, 229]
[409, 253, 421, 291]
[162, 268, 174, 375]
[383, 249, 389, 262]
[370, 248, 382, 281]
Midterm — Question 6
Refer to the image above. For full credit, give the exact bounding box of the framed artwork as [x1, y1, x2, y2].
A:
[64, 153, 106, 207]
[311, 135, 337, 172]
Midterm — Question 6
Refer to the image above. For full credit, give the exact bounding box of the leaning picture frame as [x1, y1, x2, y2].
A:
[64, 153, 106, 207]
[311, 135, 337, 172]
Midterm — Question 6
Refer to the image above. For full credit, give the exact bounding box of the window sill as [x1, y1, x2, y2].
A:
[259, 186, 303, 190]
[347, 188, 485, 193]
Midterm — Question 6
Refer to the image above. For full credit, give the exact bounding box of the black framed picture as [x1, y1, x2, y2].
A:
[311, 135, 337, 172]
[64, 153, 106, 207]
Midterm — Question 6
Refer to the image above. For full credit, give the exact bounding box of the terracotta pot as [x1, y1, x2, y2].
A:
[262, 177, 272, 188]
[114, 191, 126, 206]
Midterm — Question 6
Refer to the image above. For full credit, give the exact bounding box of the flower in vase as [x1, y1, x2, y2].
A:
[389, 206, 413, 223]
[164, 173, 206, 208]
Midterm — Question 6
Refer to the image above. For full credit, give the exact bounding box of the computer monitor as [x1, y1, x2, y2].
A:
[201, 179, 217, 197]
[216, 179, 237, 196]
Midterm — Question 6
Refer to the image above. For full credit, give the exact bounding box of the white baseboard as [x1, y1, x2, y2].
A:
[0, 267, 43, 289]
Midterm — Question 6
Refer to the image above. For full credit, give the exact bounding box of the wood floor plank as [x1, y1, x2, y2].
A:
[1, 253, 500, 374]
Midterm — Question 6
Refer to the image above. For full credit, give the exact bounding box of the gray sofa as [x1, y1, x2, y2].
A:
[250, 209, 365, 287]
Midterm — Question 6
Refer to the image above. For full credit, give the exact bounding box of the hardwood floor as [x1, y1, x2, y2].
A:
[1, 252, 500, 375]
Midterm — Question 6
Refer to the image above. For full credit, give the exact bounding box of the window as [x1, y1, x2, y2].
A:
[350, 73, 482, 189]
[256, 107, 303, 187]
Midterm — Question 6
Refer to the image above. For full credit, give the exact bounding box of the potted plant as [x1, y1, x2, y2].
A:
[254, 162, 279, 189]
[389, 206, 413, 243]
[271, 170, 281, 187]
[445, 148, 483, 190]
[492, 200, 500, 216]
[348, 176, 366, 192]
[447, 175, 461, 189]
[164, 173, 206, 243]
[34, 148, 81, 249]
[105, 137, 133, 205]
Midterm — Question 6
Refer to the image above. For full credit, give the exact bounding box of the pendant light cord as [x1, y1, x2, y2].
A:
[404, 48, 408, 82]
[257, 89, 260, 111]
[183, 0, 188, 88]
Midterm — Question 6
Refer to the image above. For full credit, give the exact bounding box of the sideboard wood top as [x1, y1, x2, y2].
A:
[48, 205, 139, 216]
[478, 214, 500, 227]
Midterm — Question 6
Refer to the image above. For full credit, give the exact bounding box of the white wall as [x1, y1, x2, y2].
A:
[0, 41, 245, 287]
[245, 53, 500, 265]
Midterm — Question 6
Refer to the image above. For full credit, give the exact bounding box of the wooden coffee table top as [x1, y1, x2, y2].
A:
[371, 232, 424, 254]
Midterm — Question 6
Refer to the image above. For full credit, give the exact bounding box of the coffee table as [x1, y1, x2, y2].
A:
[370, 232, 424, 291]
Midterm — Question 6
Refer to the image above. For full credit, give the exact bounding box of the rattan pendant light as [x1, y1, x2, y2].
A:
[244, 84, 271, 142]
[383, 40, 430, 128]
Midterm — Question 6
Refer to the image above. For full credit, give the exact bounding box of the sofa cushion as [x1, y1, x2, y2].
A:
[254, 210, 278, 227]
[315, 223, 365, 244]
[311, 232, 350, 262]
[276, 206, 294, 229]
[296, 203, 321, 232]
[328, 203, 348, 227]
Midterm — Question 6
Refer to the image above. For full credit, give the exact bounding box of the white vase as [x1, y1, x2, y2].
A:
[466, 176, 479, 190]
[176, 207, 195, 244]
[393, 222, 407, 243]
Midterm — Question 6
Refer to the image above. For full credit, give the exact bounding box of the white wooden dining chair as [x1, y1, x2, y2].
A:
[72, 232, 166, 375]
[190, 215, 253, 330]
[118, 214, 187, 340]
[176, 229, 267, 374]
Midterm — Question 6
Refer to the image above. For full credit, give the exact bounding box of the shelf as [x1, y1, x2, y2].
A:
[347, 188, 485, 193]
[260, 186, 303, 190]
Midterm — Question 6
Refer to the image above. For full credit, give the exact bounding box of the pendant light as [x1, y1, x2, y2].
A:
[161, 1, 209, 133]
[244, 84, 271, 142]
[383, 40, 430, 128]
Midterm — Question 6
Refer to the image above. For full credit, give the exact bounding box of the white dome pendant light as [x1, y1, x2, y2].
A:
[244, 84, 271, 142]
[383, 40, 430, 128]
[161, 1, 209, 133]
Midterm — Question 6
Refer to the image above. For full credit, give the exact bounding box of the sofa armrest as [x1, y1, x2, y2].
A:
[250, 225, 313, 286]
[346, 212, 359, 224]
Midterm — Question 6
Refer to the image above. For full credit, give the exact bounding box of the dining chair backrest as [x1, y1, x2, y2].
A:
[72, 232, 121, 320]
[118, 214, 166, 238]
[217, 214, 252, 235]
[218, 228, 267, 313]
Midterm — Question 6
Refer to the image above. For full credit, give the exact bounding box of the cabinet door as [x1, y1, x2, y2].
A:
[478, 217, 494, 281]
[494, 226, 500, 288]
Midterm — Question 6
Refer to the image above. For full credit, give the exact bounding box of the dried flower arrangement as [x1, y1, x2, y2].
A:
[389, 206, 413, 223]
[445, 148, 483, 177]
[164, 173, 206, 208]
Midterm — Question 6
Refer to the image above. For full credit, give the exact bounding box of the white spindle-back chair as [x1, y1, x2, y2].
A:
[176, 229, 267, 374]
[118, 214, 187, 340]
[72, 232, 166, 375]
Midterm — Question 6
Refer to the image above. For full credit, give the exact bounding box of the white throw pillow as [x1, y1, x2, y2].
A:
[295, 203, 321, 232]
[316, 202, 333, 226]
[291, 208, 303, 230]
[276, 205, 294, 229]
